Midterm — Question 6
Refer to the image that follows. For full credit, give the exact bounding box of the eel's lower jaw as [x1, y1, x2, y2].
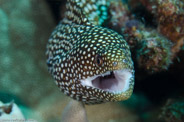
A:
[80, 69, 133, 94]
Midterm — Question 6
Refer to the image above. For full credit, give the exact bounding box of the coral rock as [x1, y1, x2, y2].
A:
[159, 98, 184, 122]
[0, 101, 25, 120]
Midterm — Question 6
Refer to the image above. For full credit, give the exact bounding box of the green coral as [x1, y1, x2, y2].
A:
[160, 99, 184, 122]
[136, 29, 173, 72]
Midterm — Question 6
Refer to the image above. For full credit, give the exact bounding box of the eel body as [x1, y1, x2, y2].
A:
[46, 0, 134, 104]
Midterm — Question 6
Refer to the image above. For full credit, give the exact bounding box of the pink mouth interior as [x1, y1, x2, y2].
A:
[91, 70, 132, 93]
[92, 72, 117, 90]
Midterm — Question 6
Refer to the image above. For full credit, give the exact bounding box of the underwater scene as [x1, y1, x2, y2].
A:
[0, 0, 184, 122]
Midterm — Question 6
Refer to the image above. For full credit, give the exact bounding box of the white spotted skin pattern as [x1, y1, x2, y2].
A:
[46, 0, 134, 104]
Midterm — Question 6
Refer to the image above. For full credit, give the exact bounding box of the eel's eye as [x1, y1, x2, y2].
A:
[95, 55, 103, 66]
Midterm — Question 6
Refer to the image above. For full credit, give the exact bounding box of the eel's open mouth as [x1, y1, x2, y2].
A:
[80, 69, 132, 93]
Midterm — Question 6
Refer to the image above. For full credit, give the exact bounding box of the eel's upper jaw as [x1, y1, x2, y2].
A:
[80, 69, 133, 93]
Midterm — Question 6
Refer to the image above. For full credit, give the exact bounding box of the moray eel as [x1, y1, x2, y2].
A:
[46, 0, 134, 104]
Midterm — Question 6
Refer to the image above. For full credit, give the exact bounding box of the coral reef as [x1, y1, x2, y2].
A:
[0, 101, 25, 120]
[159, 98, 184, 122]
[107, 0, 173, 72]
[107, 0, 131, 33]
[135, 29, 172, 72]
[0, 0, 183, 121]
[123, 25, 173, 72]
[129, 0, 184, 59]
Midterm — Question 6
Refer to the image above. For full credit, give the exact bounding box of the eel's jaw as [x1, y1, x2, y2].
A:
[80, 69, 133, 93]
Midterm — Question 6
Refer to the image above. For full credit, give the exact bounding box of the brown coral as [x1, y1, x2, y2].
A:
[131, 0, 184, 57]
[107, 0, 173, 72]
